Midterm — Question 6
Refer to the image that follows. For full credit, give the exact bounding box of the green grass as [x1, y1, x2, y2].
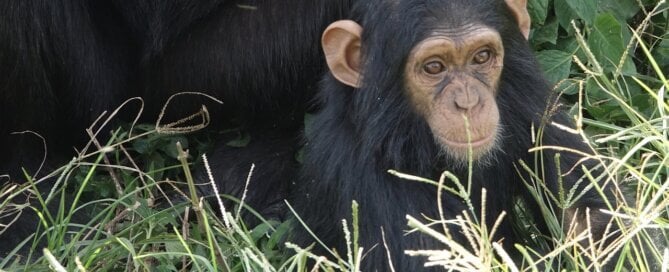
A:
[1, 3, 668, 271]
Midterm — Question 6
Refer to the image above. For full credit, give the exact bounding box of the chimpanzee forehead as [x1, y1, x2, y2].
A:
[409, 26, 504, 62]
[428, 24, 495, 40]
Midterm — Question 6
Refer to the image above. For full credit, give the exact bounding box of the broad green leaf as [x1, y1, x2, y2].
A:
[565, 0, 597, 25]
[132, 138, 152, 154]
[554, 0, 578, 33]
[528, 0, 549, 25]
[536, 50, 573, 85]
[553, 36, 578, 51]
[531, 18, 559, 46]
[161, 136, 188, 159]
[587, 13, 636, 74]
[654, 38, 669, 70]
[555, 79, 581, 96]
[598, 0, 640, 21]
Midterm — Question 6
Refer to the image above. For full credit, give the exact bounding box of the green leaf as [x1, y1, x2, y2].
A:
[565, 0, 597, 25]
[598, 0, 640, 21]
[654, 38, 669, 70]
[531, 18, 559, 46]
[554, 0, 578, 33]
[225, 132, 251, 147]
[587, 13, 636, 74]
[266, 220, 291, 249]
[554, 37, 585, 62]
[536, 50, 573, 85]
[528, 0, 549, 25]
[631, 93, 653, 116]
[160, 136, 188, 159]
[555, 79, 581, 96]
[132, 138, 152, 154]
[303, 113, 316, 141]
[148, 154, 166, 179]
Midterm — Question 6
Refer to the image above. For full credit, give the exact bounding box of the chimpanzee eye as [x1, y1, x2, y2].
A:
[423, 61, 445, 75]
[473, 49, 492, 64]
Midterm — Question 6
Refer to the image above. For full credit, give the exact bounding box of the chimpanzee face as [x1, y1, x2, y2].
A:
[403, 26, 504, 160]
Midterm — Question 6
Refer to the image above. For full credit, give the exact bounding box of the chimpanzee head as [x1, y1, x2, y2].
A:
[320, 0, 532, 163]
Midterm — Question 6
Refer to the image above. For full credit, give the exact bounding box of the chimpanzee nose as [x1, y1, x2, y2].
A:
[454, 88, 480, 110]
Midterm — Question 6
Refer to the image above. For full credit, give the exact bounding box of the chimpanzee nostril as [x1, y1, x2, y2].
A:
[454, 88, 480, 110]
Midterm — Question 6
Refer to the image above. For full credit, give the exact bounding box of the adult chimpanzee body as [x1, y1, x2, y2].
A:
[293, 0, 612, 270]
[0, 1, 352, 253]
[0, 1, 352, 181]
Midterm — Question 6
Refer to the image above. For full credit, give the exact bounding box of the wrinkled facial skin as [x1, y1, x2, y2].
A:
[404, 25, 504, 161]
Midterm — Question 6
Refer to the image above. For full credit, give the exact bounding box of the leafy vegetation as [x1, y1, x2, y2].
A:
[1, 1, 667, 271]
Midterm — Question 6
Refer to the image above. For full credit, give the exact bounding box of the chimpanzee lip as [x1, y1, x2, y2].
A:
[439, 133, 495, 149]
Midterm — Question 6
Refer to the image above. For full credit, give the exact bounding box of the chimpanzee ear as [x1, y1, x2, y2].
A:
[322, 20, 363, 88]
[504, 0, 531, 39]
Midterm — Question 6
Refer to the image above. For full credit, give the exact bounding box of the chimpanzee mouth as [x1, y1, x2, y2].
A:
[432, 130, 501, 165]
[438, 132, 496, 149]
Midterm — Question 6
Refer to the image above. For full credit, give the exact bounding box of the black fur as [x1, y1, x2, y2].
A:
[292, 0, 609, 270]
[0, 0, 353, 254]
[0, 0, 615, 269]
